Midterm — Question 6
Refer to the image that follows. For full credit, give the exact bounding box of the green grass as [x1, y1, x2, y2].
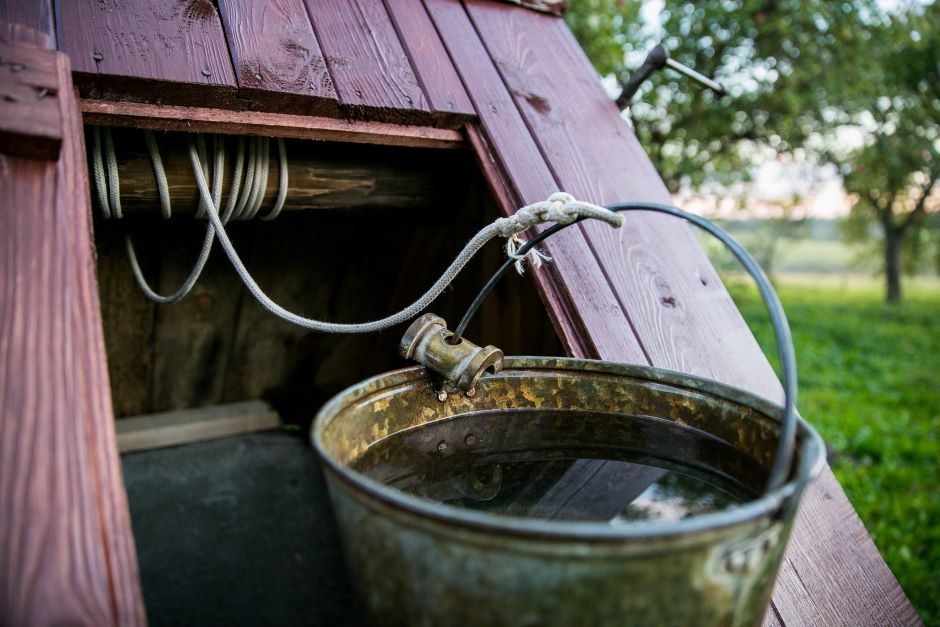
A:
[725, 274, 940, 625]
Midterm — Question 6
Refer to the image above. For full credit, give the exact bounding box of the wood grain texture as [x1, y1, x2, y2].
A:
[424, 0, 646, 363]
[80, 99, 466, 148]
[305, 0, 430, 120]
[104, 132, 464, 214]
[0, 45, 145, 625]
[56, 0, 237, 105]
[95, 217, 157, 418]
[117, 400, 281, 453]
[465, 0, 779, 396]
[770, 467, 922, 627]
[0, 0, 54, 47]
[383, 0, 475, 119]
[0, 36, 62, 159]
[461, 2, 918, 624]
[149, 224, 244, 413]
[216, 0, 338, 114]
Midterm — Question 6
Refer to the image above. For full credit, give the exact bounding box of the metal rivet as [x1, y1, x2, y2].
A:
[437, 440, 448, 452]
[92, 52, 103, 61]
[201, 68, 211, 77]
[464, 434, 476, 446]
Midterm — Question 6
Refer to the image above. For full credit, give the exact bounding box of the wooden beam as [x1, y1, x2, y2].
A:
[99, 131, 466, 214]
[0, 25, 145, 625]
[80, 99, 466, 150]
[0, 31, 62, 159]
[117, 401, 282, 454]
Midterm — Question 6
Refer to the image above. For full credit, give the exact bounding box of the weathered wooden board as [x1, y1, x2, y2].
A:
[148, 221, 244, 413]
[215, 0, 338, 115]
[0, 34, 62, 159]
[56, 0, 237, 105]
[425, 0, 647, 363]
[80, 99, 466, 148]
[104, 132, 469, 214]
[0, 0, 54, 47]
[305, 0, 429, 121]
[383, 0, 475, 120]
[465, 0, 778, 396]
[0, 36, 144, 625]
[774, 467, 922, 626]
[117, 400, 281, 453]
[95, 218, 157, 418]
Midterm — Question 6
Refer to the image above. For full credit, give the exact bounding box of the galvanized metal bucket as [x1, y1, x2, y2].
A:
[313, 357, 824, 627]
[311, 203, 826, 627]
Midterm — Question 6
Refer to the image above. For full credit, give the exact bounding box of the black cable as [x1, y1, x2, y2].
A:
[455, 202, 797, 496]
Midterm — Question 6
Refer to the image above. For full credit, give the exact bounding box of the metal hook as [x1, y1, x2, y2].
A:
[616, 44, 726, 109]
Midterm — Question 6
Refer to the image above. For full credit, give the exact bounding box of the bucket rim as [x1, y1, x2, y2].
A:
[311, 357, 826, 542]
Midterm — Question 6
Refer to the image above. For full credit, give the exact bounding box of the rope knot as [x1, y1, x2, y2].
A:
[494, 192, 624, 273]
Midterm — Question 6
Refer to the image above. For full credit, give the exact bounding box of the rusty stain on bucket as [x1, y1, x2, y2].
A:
[312, 355, 825, 627]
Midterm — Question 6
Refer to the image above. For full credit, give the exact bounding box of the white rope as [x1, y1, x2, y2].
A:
[91, 128, 216, 304]
[91, 128, 293, 304]
[91, 126, 623, 332]
[188, 138, 623, 333]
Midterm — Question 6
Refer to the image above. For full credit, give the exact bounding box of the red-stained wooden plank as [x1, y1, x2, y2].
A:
[80, 99, 465, 149]
[463, 2, 919, 625]
[0, 34, 145, 626]
[56, 0, 237, 106]
[0, 0, 54, 47]
[770, 468, 921, 627]
[424, 0, 646, 362]
[215, 0, 338, 115]
[383, 0, 475, 120]
[305, 0, 430, 121]
[0, 33, 62, 159]
[465, 0, 779, 396]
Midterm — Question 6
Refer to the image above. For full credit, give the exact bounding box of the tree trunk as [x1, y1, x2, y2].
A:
[884, 227, 902, 304]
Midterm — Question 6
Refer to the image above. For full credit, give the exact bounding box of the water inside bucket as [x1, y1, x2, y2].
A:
[351, 409, 766, 523]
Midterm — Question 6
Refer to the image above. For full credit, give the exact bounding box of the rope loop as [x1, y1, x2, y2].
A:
[90, 125, 626, 332]
[494, 191, 623, 237]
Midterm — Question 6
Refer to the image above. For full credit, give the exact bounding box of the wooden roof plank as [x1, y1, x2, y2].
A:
[0, 33, 62, 159]
[774, 468, 922, 626]
[80, 99, 464, 149]
[0, 29, 145, 625]
[465, 0, 780, 396]
[424, 0, 647, 363]
[305, 0, 430, 120]
[463, 2, 919, 625]
[383, 0, 476, 120]
[0, 0, 54, 47]
[56, 0, 237, 105]
[215, 0, 339, 115]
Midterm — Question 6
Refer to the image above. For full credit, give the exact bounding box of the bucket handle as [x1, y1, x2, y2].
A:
[453, 202, 797, 495]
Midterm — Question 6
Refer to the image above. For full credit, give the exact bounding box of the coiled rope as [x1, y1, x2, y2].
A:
[91, 127, 288, 304]
[90, 127, 623, 333]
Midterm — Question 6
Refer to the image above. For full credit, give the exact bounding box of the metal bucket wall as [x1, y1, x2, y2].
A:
[313, 358, 825, 627]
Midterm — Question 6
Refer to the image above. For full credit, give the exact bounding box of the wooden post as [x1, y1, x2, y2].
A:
[0, 23, 146, 626]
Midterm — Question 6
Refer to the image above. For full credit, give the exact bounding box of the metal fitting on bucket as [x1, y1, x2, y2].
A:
[399, 314, 503, 395]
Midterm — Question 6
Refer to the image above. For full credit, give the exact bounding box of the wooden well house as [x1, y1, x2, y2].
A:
[0, 0, 918, 625]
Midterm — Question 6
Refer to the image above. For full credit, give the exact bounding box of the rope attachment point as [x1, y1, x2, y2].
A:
[495, 192, 623, 274]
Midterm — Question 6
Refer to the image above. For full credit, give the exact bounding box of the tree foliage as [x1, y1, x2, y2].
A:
[566, 0, 939, 302]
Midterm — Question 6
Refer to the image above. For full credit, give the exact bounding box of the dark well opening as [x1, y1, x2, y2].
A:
[91, 128, 562, 626]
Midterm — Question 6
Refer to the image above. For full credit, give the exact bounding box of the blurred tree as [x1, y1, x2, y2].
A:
[566, 0, 939, 303]
[837, 4, 939, 303]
